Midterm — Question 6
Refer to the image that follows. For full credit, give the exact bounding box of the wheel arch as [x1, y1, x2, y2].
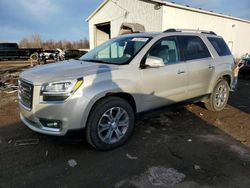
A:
[81, 92, 137, 129]
[105, 92, 137, 113]
[209, 71, 232, 93]
[221, 74, 231, 86]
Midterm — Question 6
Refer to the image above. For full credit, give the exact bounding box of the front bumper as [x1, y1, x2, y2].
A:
[20, 113, 65, 136]
[19, 84, 91, 136]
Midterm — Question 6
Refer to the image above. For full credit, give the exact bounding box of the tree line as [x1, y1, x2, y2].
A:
[19, 34, 89, 50]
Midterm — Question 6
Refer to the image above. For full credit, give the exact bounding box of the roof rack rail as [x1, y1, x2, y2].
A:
[163, 28, 217, 35]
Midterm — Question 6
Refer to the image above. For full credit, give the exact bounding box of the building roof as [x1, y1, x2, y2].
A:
[86, 0, 110, 21]
[86, 0, 250, 24]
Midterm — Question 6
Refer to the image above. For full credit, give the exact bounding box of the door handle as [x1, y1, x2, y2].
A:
[209, 65, 215, 69]
[177, 70, 185, 74]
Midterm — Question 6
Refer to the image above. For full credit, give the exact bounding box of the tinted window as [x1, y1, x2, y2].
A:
[0, 43, 18, 49]
[208, 37, 231, 56]
[179, 36, 211, 61]
[148, 37, 180, 64]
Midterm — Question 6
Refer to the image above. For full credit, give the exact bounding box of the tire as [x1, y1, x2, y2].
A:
[30, 53, 39, 61]
[86, 96, 135, 150]
[204, 79, 230, 111]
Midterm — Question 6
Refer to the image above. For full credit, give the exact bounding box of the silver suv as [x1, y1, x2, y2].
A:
[19, 29, 234, 150]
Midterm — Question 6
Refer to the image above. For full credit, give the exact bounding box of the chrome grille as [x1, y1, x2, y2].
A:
[18, 80, 33, 110]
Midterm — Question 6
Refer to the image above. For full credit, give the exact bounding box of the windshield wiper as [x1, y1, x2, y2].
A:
[82, 59, 109, 64]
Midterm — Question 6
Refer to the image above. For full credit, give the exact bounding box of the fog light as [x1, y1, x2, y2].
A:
[40, 119, 62, 129]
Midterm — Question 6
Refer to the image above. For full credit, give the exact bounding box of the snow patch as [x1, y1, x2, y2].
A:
[115, 166, 185, 188]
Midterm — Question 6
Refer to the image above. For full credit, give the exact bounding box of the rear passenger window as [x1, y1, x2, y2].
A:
[179, 36, 211, 61]
[207, 37, 231, 56]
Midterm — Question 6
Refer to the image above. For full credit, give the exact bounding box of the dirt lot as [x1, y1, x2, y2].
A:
[0, 62, 250, 187]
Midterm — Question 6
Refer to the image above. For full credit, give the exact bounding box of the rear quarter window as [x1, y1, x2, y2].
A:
[207, 37, 231, 56]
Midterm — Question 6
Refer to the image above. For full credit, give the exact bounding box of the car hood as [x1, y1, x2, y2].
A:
[20, 60, 119, 85]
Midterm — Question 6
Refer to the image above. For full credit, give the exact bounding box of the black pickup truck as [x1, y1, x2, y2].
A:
[0, 43, 42, 61]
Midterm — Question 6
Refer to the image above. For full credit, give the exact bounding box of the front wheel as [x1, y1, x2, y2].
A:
[204, 79, 230, 111]
[86, 97, 135, 150]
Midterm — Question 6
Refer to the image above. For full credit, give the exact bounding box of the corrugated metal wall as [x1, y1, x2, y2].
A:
[162, 6, 250, 57]
[88, 0, 250, 57]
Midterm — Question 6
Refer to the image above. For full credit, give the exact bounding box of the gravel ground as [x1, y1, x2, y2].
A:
[0, 77, 249, 188]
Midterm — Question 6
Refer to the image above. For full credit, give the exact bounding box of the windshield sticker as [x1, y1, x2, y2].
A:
[131, 38, 149, 42]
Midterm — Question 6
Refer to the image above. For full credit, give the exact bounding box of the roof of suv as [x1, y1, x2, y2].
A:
[119, 29, 221, 39]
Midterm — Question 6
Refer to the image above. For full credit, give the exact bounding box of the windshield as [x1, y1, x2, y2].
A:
[80, 36, 151, 65]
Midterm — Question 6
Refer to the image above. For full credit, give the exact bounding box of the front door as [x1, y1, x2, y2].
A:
[139, 36, 188, 111]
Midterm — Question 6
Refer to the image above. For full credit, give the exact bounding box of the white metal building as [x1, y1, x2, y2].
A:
[86, 0, 250, 58]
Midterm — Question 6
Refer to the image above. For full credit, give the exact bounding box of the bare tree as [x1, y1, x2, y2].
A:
[30, 34, 42, 48]
[19, 34, 89, 50]
[19, 38, 31, 48]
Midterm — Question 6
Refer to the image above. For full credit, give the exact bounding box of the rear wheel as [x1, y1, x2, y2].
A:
[204, 79, 230, 111]
[30, 53, 39, 61]
[86, 97, 135, 150]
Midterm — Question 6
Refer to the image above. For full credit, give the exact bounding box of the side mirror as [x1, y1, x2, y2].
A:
[145, 56, 165, 68]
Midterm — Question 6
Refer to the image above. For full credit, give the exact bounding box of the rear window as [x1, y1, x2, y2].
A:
[207, 37, 231, 56]
[178, 36, 211, 61]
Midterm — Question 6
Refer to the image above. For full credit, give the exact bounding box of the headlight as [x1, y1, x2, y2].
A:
[41, 78, 83, 101]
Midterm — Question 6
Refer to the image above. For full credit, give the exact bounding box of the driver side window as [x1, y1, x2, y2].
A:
[148, 37, 180, 65]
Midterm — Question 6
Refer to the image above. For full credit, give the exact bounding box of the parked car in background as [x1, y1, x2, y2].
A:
[0, 43, 42, 61]
[43, 50, 59, 60]
[64, 49, 87, 60]
[19, 29, 234, 150]
[43, 49, 65, 61]
[239, 58, 250, 78]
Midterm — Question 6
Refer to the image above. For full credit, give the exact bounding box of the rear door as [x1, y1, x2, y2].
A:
[178, 35, 214, 98]
[140, 36, 188, 111]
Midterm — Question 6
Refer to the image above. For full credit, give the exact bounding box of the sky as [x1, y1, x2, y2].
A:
[0, 0, 250, 43]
